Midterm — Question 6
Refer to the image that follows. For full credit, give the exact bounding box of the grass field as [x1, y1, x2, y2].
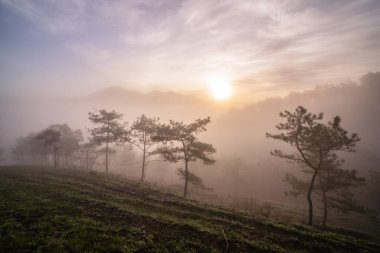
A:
[0, 166, 379, 253]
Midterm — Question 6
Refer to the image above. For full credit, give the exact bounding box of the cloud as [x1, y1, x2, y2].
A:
[1, 0, 380, 97]
[0, 0, 88, 33]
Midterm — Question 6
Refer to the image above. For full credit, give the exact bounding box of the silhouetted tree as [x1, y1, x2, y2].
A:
[13, 133, 49, 165]
[34, 124, 83, 168]
[317, 154, 365, 228]
[267, 106, 359, 226]
[125, 114, 160, 182]
[153, 117, 216, 197]
[284, 153, 365, 229]
[360, 71, 380, 87]
[177, 168, 211, 191]
[36, 128, 62, 167]
[88, 109, 125, 173]
[79, 140, 117, 170]
[49, 124, 83, 167]
[79, 141, 98, 170]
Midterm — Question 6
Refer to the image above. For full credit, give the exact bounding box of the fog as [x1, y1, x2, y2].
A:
[0, 73, 380, 208]
[1, 72, 380, 231]
[2, 1, 380, 250]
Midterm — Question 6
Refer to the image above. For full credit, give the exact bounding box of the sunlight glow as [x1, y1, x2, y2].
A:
[208, 75, 233, 101]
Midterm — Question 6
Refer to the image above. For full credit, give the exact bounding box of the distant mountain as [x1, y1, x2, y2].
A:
[0, 86, 223, 149]
[87, 86, 208, 106]
[88, 86, 143, 101]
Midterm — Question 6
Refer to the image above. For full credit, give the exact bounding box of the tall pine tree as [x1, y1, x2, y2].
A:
[267, 106, 360, 226]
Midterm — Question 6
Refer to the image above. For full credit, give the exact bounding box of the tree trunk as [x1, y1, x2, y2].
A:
[322, 190, 328, 229]
[318, 170, 329, 230]
[90, 155, 99, 170]
[307, 169, 318, 225]
[140, 133, 147, 183]
[54, 148, 58, 167]
[86, 150, 89, 170]
[184, 159, 189, 198]
[141, 153, 146, 182]
[105, 140, 109, 174]
[105, 127, 110, 174]
[180, 140, 189, 198]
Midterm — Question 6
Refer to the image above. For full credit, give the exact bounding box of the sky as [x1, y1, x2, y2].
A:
[0, 0, 379, 101]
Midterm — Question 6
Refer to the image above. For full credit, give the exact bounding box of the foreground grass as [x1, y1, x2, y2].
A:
[0, 166, 379, 253]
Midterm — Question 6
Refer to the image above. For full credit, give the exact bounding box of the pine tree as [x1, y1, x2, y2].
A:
[267, 106, 359, 226]
[35, 128, 62, 167]
[153, 117, 216, 197]
[88, 109, 126, 173]
[284, 153, 365, 229]
[127, 115, 160, 182]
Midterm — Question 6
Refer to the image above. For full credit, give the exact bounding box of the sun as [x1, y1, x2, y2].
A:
[208, 75, 233, 101]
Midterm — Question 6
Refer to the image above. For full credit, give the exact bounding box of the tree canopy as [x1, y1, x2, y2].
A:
[34, 124, 83, 167]
[35, 127, 62, 167]
[153, 117, 216, 197]
[88, 109, 126, 173]
[127, 114, 160, 182]
[267, 106, 360, 226]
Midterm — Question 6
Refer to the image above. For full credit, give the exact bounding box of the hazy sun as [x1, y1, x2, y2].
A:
[208, 75, 233, 100]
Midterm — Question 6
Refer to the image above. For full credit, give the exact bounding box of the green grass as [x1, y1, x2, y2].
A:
[0, 166, 379, 253]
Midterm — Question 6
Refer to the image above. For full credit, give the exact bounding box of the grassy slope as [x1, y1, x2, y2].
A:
[0, 166, 379, 253]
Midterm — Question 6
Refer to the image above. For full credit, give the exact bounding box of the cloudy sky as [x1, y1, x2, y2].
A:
[0, 0, 379, 101]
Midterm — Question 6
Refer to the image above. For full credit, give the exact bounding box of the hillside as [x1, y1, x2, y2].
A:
[0, 166, 379, 253]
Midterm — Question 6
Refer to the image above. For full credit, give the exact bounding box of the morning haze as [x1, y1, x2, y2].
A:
[1, 0, 380, 252]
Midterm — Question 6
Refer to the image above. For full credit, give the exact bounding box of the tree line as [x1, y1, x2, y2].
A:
[13, 110, 216, 198]
[12, 106, 368, 229]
